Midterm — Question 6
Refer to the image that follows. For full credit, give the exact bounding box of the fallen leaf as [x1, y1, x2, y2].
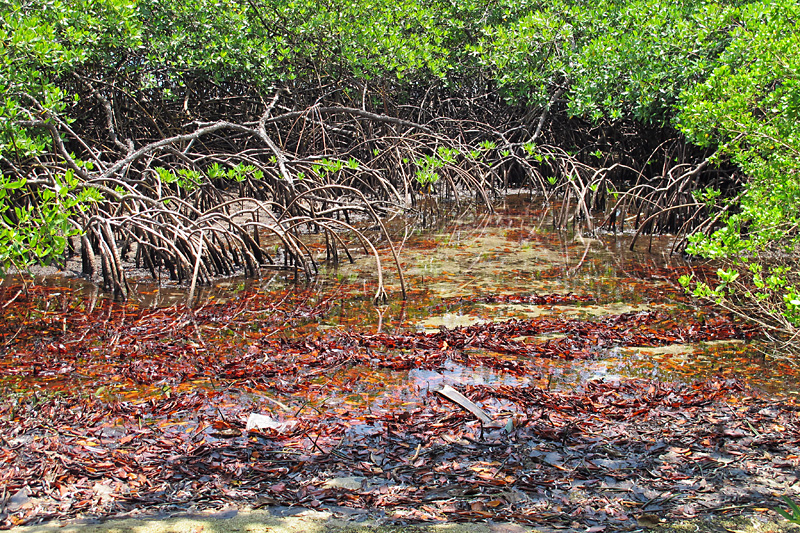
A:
[436, 385, 492, 424]
[245, 413, 295, 432]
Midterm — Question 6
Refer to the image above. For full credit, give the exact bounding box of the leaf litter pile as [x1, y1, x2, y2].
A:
[1, 283, 799, 531]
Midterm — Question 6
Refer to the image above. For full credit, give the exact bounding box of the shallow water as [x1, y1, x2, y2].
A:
[0, 195, 795, 410]
[288, 197, 792, 398]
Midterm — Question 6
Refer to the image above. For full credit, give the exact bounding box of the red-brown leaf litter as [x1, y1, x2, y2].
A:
[0, 283, 797, 530]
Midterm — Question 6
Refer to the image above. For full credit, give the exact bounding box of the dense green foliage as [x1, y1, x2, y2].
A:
[474, 0, 740, 123]
[677, 1, 800, 331]
[1, 0, 799, 338]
